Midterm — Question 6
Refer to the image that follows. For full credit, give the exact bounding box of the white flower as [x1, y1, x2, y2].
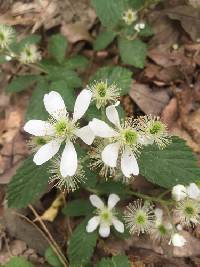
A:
[186, 183, 200, 200]
[0, 24, 15, 49]
[134, 22, 145, 32]
[89, 104, 140, 178]
[24, 90, 94, 177]
[122, 9, 138, 25]
[87, 80, 120, 109]
[170, 233, 186, 247]
[124, 199, 155, 235]
[19, 44, 41, 63]
[86, 194, 124, 238]
[172, 185, 187, 201]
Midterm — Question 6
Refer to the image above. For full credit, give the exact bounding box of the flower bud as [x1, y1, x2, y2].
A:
[172, 185, 187, 201]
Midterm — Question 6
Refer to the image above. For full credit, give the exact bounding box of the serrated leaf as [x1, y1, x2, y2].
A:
[94, 30, 117, 51]
[91, 0, 128, 28]
[63, 55, 89, 71]
[139, 136, 200, 188]
[7, 75, 40, 93]
[90, 66, 132, 95]
[62, 199, 94, 217]
[138, 24, 154, 37]
[45, 247, 64, 267]
[95, 255, 131, 267]
[118, 38, 147, 68]
[48, 34, 68, 64]
[7, 157, 50, 208]
[68, 218, 98, 266]
[5, 256, 35, 267]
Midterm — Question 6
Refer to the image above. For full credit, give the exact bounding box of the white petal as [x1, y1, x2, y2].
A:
[60, 141, 77, 177]
[73, 89, 92, 122]
[89, 119, 118, 138]
[106, 105, 120, 128]
[75, 125, 95, 145]
[108, 194, 120, 209]
[121, 147, 139, 177]
[43, 91, 67, 120]
[89, 195, 104, 209]
[138, 135, 154, 146]
[86, 216, 100, 233]
[155, 208, 163, 220]
[171, 233, 186, 247]
[172, 185, 187, 201]
[99, 223, 110, 238]
[112, 218, 124, 233]
[101, 143, 120, 168]
[186, 183, 200, 200]
[24, 120, 54, 136]
[33, 139, 61, 165]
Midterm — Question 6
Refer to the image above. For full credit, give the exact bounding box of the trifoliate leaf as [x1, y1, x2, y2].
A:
[90, 66, 132, 95]
[94, 30, 117, 51]
[95, 255, 131, 267]
[45, 247, 64, 267]
[118, 38, 147, 68]
[67, 218, 98, 266]
[91, 0, 128, 28]
[139, 136, 200, 188]
[7, 157, 50, 208]
[48, 34, 68, 64]
[5, 256, 35, 267]
[7, 75, 40, 93]
[62, 199, 94, 217]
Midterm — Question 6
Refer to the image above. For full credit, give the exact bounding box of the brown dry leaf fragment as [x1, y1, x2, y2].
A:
[188, 0, 200, 8]
[61, 22, 93, 43]
[161, 98, 178, 128]
[167, 5, 200, 41]
[129, 81, 170, 115]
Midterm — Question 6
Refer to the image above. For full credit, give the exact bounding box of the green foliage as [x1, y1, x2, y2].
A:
[48, 34, 68, 64]
[67, 218, 98, 266]
[94, 30, 117, 51]
[95, 181, 130, 196]
[128, 0, 145, 9]
[90, 66, 132, 95]
[62, 199, 94, 217]
[45, 247, 64, 267]
[7, 75, 40, 93]
[91, 0, 128, 28]
[118, 38, 147, 68]
[63, 55, 89, 71]
[7, 157, 50, 208]
[95, 255, 131, 267]
[10, 34, 41, 53]
[139, 137, 200, 188]
[4, 257, 35, 267]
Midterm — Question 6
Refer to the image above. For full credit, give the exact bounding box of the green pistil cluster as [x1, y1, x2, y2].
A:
[98, 207, 114, 225]
[148, 121, 164, 136]
[122, 128, 138, 146]
[96, 82, 107, 98]
[54, 118, 77, 140]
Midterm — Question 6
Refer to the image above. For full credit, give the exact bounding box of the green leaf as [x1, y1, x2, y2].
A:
[91, 0, 128, 28]
[0, 55, 8, 64]
[25, 79, 49, 121]
[7, 75, 39, 93]
[45, 247, 64, 267]
[68, 218, 98, 266]
[90, 66, 132, 95]
[85, 104, 101, 121]
[95, 181, 130, 196]
[94, 30, 117, 51]
[10, 34, 41, 53]
[139, 136, 200, 188]
[63, 55, 89, 71]
[138, 24, 154, 37]
[48, 34, 68, 64]
[7, 157, 50, 208]
[95, 255, 131, 267]
[128, 0, 145, 9]
[62, 199, 94, 217]
[118, 38, 147, 68]
[5, 256, 35, 267]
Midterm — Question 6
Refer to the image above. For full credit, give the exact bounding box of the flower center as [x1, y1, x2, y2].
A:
[100, 208, 112, 223]
[0, 33, 5, 41]
[135, 211, 147, 225]
[96, 83, 107, 98]
[184, 205, 195, 216]
[123, 129, 138, 145]
[34, 136, 47, 146]
[54, 118, 76, 140]
[149, 121, 163, 135]
[158, 224, 167, 235]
